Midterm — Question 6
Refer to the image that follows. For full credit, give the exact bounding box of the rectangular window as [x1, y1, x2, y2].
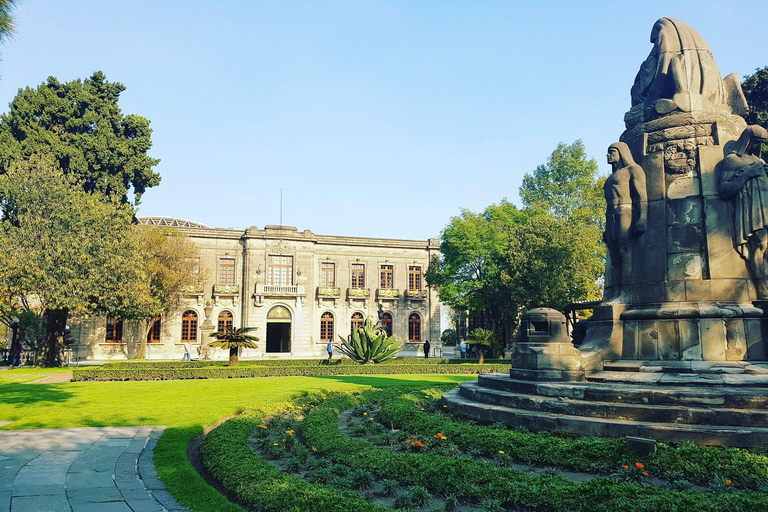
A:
[106, 318, 123, 343]
[351, 264, 365, 289]
[408, 266, 422, 291]
[219, 258, 235, 285]
[268, 255, 293, 286]
[320, 262, 336, 287]
[380, 264, 394, 288]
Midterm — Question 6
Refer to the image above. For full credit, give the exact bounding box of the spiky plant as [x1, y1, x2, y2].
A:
[208, 326, 259, 366]
[467, 327, 496, 364]
[336, 317, 403, 364]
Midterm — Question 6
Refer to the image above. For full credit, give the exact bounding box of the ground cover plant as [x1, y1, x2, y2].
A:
[202, 386, 768, 512]
[0, 366, 472, 512]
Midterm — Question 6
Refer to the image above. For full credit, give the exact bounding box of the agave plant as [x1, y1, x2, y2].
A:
[209, 326, 259, 366]
[337, 317, 402, 364]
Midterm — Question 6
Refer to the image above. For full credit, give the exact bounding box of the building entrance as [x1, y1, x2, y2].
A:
[266, 305, 292, 353]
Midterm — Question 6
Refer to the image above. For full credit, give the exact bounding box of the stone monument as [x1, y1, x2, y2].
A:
[580, 17, 761, 365]
[445, 19, 768, 447]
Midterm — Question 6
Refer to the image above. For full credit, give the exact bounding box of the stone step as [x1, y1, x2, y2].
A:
[478, 374, 768, 409]
[459, 382, 768, 427]
[602, 360, 750, 374]
[442, 388, 768, 448]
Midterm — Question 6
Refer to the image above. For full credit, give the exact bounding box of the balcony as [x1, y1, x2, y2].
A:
[181, 284, 204, 296]
[213, 284, 240, 295]
[406, 289, 427, 300]
[376, 288, 399, 299]
[347, 287, 371, 299]
[255, 284, 306, 297]
[317, 287, 341, 299]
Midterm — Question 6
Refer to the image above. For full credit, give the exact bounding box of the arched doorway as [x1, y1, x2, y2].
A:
[266, 305, 292, 353]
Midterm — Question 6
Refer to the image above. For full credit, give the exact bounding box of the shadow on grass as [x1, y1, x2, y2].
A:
[0, 382, 74, 406]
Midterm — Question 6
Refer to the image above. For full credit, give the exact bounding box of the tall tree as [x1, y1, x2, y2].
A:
[0, 71, 160, 204]
[0, 0, 15, 48]
[519, 140, 605, 227]
[742, 67, 768, 155]
[0, 155, 140, 365]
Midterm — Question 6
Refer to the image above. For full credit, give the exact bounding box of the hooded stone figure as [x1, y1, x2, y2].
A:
[719, 125, 768, 297]
[604, 142, 648, 297]
[630, 17, 727, 114]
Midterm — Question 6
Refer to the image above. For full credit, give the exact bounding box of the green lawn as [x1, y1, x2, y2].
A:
[0, 368, 475, 511]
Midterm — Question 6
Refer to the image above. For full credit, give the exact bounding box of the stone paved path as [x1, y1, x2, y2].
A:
[0, 427, 189, 512]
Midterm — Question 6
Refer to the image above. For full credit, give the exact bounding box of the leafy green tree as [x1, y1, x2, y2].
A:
[440, 328, 458, 346]
[519, 140, 605, 227]
[742, 67, 768, 155]
[0, 0, 16, 48]
[336, 317, 402, 364]
[0, 71, 160, 204]
[0, 155, 141, 365]
[209, 327, 259, 366]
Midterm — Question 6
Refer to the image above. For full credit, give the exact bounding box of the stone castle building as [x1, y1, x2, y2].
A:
[71, 217, 441, 361]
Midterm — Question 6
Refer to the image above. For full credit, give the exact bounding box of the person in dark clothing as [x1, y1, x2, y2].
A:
[423, 340, 430, 359]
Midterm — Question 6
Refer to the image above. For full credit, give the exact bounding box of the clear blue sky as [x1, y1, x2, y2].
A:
[1, 1, 765, 240]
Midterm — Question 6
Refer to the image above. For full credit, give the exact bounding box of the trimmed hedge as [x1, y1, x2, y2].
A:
[71, 363, 510, 381]
[380, 391, 768, 488]
[298, 389, 768, 511]
[200, 397, 392, 512]
[103, 357, 508, 369]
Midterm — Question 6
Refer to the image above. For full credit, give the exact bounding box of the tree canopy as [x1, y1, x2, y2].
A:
[428, 141, 605, 344]
[742, 67, 768, 155]
[0, 71, 160, 205]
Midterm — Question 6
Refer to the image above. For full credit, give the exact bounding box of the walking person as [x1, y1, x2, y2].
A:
[327, 340, 333, 360]
[182, 340, 192, 361]
[459, 339, 467, 360]
[10, 340, 22, 367]
[423, 339, 430, 359]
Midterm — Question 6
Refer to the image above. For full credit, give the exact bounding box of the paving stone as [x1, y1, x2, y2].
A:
[67, 486, 124, 503]
[11, 494, 70, 512]
[70, 502, 132, 512]
[65, 470, 116, 490]
[126, 499, 165, 512]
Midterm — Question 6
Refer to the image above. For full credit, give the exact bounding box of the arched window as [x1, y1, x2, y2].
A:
[181, 310, 198, 342]
[147, 317, 161, 343]
[218, 310, 234, 332]
[320, 312, 334, 342]
[381, 313, 393, 337]
[351, 312, 364, 332]
[408, 313, 421, 342]
[106, 317, 123, 343]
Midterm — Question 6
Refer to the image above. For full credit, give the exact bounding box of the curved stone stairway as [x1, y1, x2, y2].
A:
[443, 362, 768, 447]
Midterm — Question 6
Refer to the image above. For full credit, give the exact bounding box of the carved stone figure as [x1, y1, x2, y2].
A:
[604, 142, 648, 297]
[719, 125, 768, 297]
[627, 17, 747, 124]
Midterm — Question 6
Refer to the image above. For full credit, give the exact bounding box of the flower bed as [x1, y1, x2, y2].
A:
[71, 362, 510, 381]
[200, 386, 768, 512]
[103, 357, 506, 369]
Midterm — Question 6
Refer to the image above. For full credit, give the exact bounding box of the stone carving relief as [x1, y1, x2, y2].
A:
[271, 239, 290, 255]
[719, 125, 768, 297]
[603, 142, 648, 300]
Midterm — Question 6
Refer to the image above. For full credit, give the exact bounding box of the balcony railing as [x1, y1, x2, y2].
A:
[348, 287, 370, 298]
[181, 284, 204, 295]
[213, 284, 240, 295]
[256, 284, 305, 296]
[376, 288, 399, 299]
[317, 287, 341, 298]
[405, 289, 427, 299]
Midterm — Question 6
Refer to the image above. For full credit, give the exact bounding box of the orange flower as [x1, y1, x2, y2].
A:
[285, 430, 294, 436]
[259, 425, 268, 429]
[635, 462, 645, 470]
[642, 471, 649, 477]
[413, 441, 424, 448]
[434, 433, 447, 440]
[623, 465, 629, 470]
[725, 479, 732, 486]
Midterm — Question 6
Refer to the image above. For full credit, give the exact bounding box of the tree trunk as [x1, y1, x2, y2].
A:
[135, 319, 152, 360]
[43, 308, 68, 367]
[478, 350, 485, 365]
[229, 346, 239, 366]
